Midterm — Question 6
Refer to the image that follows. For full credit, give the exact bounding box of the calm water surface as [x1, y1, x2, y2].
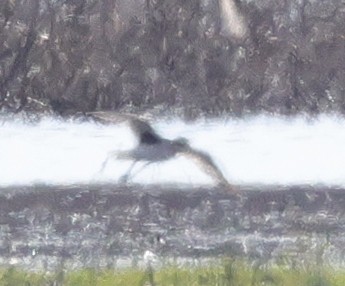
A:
[1, 114, 345, 187]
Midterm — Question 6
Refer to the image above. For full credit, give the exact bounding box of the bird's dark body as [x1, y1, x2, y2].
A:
[140, 131, 161, 145]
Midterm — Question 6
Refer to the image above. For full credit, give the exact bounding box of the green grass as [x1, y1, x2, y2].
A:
[0, 260, 344, 286]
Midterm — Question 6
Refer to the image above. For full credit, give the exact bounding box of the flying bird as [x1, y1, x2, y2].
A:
[88, 111, 234, 190]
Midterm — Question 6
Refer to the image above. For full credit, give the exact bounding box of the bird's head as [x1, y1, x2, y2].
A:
[173, 137, 190, 150]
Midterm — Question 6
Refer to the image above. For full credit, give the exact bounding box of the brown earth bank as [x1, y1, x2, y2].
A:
[0, 184, 344, 271]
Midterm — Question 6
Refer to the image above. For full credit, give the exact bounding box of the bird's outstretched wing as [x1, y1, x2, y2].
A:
[87, 111, 162, 145]
[182, 147, 235, 190]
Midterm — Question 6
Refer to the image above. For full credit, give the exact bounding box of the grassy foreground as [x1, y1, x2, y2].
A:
[0, 260, 344, 286]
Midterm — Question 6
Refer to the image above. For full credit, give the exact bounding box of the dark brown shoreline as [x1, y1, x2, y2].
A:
[0, 184, 344, 270]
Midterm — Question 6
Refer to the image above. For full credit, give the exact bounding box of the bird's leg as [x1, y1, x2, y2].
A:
[119, 160, 138, 183]
[99, 151, 119, 173]
[126, 161, 153, 181]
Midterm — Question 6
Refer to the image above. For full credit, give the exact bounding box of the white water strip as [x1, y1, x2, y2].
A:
[1, 115, 345, 187]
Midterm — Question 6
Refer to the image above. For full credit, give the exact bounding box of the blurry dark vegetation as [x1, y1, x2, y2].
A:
[1, 0, 345, 119]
